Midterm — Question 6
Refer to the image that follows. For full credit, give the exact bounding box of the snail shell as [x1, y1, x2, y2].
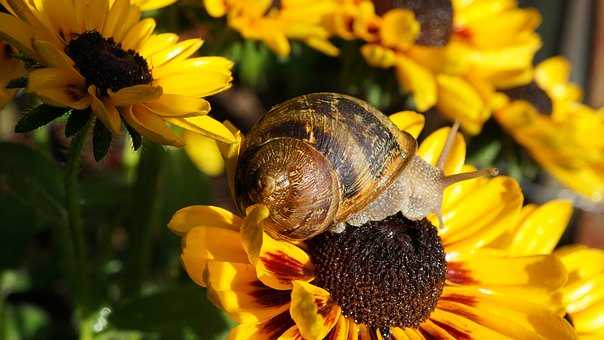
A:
[235, 93, 417, 241]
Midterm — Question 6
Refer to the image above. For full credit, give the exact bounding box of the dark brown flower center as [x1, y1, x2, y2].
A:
[373, 0, 453, 46]
[501, 82, 553, 115]
[308, 214, 446, 329]
[65, 31, 152, 94]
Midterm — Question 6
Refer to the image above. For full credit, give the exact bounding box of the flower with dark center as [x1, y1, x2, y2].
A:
[308, 214, 446, 329]
[327, 1, 541, 135]
[170, 113, 575, 340]
[495, 57, 604, 201]
[0, 0, 234, 149]
[373, 0, 453, 46]
[65, 31, 152, 94]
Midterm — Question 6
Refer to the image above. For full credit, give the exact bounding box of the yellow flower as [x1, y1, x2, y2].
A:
[0, 42, 25, 108]
[494, 57, 604, 202]
[556, 246, 604, 339]
[203, 0, 339, 57]
[169, 111, 575, 339]
[327, 0, 540, 134]
[0, 0, 235, 146]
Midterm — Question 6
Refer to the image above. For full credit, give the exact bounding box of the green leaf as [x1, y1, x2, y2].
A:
[126, 124, 142, 150]
[0, 143, 66, 269]
[93, 119, 112, 161]
[109, 285, 229, 339]
[0, 142, 66, 223]
[15, 105, 70, 133]
[65, 109, 92, 137]
[5, 77, 27, 89]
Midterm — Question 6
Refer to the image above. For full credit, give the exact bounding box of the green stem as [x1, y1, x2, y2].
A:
[125, 142, 164, 295]
[65, 119, 93, 315]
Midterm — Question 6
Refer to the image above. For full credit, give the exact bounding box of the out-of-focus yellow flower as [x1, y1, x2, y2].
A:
[168, 111, 575, 339]
[556, 246, 604, 339]
[203, 0, 339, 57]
[326, 0, 540, 135]
[0, 0, 235, 147]
[494, 57, 604, 202]
[0, 42, 25, 108]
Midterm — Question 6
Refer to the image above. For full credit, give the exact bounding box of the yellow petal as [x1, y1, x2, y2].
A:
[572, 299, 604, 334]
[505, 200, 572, 256]
[229, 311, 295, 340]
[206, 261, 289, 323]
[44, 0, 78, 39]
[389, 111, 425, 138]
[153, 56, 233, 79]
[436, 74, 490, 135]
[447, 253, 567, 292]
[380, 9, 420, 50]
[139, 33, 179, 57]
[155, 71, 233, 97]
[439, 177, 523, 244]
[28, 68, 90, 110]
[305, 37, 339, 57]
[89, 86, 121, 135]
[121, 18, 156, 51]
[102, 0, 131, 39]
[169, 115, 237, 144]
[417, 127, 466, 175]
[168, 205, 241, 235]
[32, 39, 76, 69]
[0, 13, 35, 57]
[181, 226, 248, 287]
[217, 121, 244, 202]
[132, 0, 178, 11]
[84, 0, 109, 32]
[203, 0, 228, 17]
[184, 130, 225, 177]
[325, 315, 349, 340]
[122, 105, 184, 146]
[145, 95, 210, 117]
[361, 44, 397, 69]
[241, 205, 314, 290]
[438, 286, 576, 339]
[149, 39, 203, 68]
[109, 85, 162, 106]
[290, 281, 340, 340]
[395, 55, 437, 111]
[263, 33, 291, 58]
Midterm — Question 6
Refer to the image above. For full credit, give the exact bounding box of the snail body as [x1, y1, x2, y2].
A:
[235, 93, 496, 241]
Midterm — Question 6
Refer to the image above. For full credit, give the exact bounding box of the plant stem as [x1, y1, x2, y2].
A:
[125, 142, 164, 295]
[65, 118, 93, 315]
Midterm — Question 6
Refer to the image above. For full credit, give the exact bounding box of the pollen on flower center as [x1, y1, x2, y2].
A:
[65, 31, 152, 94]
[307, 213, 446, 329]
[373, 0, 453, 46]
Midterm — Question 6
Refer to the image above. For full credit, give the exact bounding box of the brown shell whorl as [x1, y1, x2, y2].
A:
[235, 138, 340, 241]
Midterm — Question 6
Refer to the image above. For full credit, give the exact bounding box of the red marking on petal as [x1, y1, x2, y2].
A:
[260, 311, 295, 338]
[439, 293, 477, 306]
[249, 280, 291, 307]
[317, 301, 338, 327]
[454, 26, 473, 42]
[261, 251, 311, 281]
[446, 262, 479, 285]
[431, 320, 472, 340]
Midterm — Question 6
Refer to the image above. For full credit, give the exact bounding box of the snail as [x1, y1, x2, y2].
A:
[235, 93, 497, 241]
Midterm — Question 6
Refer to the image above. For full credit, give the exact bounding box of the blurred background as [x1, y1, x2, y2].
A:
[0, 0, 603, 339]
